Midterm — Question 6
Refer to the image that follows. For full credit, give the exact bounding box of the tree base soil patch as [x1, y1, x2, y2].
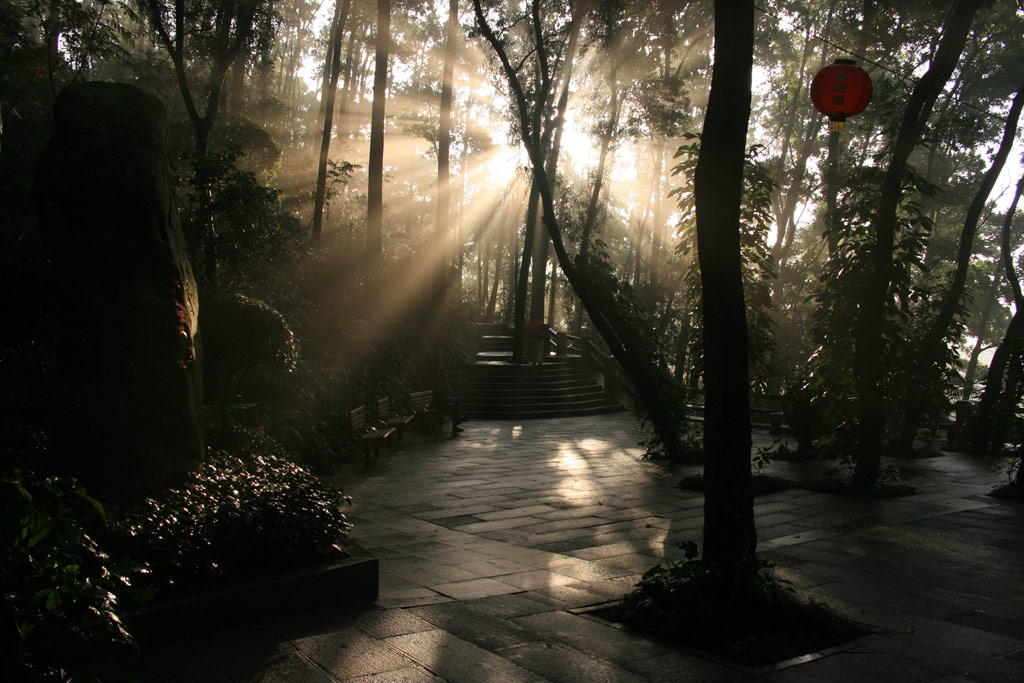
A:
[591, 562, 870, 669]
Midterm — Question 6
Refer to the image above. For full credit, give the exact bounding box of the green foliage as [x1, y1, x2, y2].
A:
[807, 162, 947, 452]
[200, 292, 299, 406]
[214, 116, 283, 182]
[670, 134, 779, 393]
[183, 145, 304, 286]
[111, 452, 352, 597]
[602, 541, 866, 667]
[1, 471, 135, 681]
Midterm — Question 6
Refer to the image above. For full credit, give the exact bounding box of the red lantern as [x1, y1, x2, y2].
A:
[810, 58, 872, 131]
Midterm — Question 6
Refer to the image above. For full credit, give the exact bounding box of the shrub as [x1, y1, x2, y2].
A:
[1, 471, 135, 681]
[113, 452, 352, 597]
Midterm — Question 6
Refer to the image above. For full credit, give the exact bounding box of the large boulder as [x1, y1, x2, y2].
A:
[35, 82, 203, 491]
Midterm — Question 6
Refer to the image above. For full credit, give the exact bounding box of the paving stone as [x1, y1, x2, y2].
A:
[511, 611, 671, 664]
[524, 584, 608, 609]
[545, 557, 633, 583]
[385, 629, 546, 682]
[430, 577, 523, 600]
[517, 516, 612, 535]
[535, 504, 611, 521]
[765, 648, 950, 683]
[349, 666, 445, 682]
[501, 641, 650, 683]
[379, 572, 428, 593]
[380, 555, 483, 585]
[430, 515, 485, 528]
[452, 516, 549, 533]
[460, 556, 538, 577]
[594, 553, 663, 575]
[871, 630, 1024, 681]
[476, 505, 560, 521]
[564, 541, 661, 561]
[535, 536, 605, 554]
[223, 652, 335, 683]
[355, 609, 437, 639]
[407, 601, 545, 652]
[418, 504, 501, 520]
[292, 628, 413, 680]
[461, 592, 567, 618]
[625, 650, 758, 682]
[375, 587, 454, 609]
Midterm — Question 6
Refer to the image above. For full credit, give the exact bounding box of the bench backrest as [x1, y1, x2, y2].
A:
[410, 390, 434, 411]
[377, 397, 392, 419]
[349, 405, 369, 432]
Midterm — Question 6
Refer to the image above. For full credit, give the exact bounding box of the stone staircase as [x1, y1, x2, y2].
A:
[460, 323, 625, 419]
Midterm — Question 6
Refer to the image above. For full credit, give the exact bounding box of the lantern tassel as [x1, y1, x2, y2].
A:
[829, 120, 846, 133]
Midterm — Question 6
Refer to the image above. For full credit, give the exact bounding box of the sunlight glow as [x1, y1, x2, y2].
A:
[554, 446, 585, 471]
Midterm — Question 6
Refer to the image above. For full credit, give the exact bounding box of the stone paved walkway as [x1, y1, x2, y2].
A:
[79, 414, 1024, 682]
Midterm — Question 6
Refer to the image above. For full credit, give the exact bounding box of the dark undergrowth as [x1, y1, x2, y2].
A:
[595, 543, 869, 668]
[804, 477, 916, 498]
[989, 482, 1024, 500]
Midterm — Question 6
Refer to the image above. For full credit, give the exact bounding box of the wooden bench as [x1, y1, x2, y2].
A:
[410, 389, 443, 431]
[349, 405, 395, 465]
[377, 397, 415, 439]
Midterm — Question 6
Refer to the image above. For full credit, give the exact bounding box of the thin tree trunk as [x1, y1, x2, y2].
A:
[487, 191, 511, 320]
[547, 259, 558, 326]
[314, 10, 341, 152]
[530, 5, 583, 324]
[312, 0, 352, 242]
[971, 173, 1024, 452]
[852, 0, 982, 491]
[649, 143, 665, 291]
[366, 0, 390, 256]
[434, 0, 457, 308]
[962, 271, 1002, 401]
[336, 25, 359, 140]
[893, 80, 1024, 454]
[514, 184, 540, 361]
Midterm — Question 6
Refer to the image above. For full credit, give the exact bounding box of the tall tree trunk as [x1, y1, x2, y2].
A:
[366, 0, 390, 256]
[434, 0, 457, 305]
[487, 191, 511, 320]
[648, 143, 666, 292]
[851, 0, 982, 491]
[971, 173, 1024, 452]
[314, 9, 341, 153]
[893, 80, 1024, 454]
[336, 26, 359, 140]
[574, 62, 620, 335]
[529, 201, 549, 321]
[547, 259, 558, 325]
[580, 64, 620, 257]
[311, 0, 352, 242]
[774, 118, 822, 267]
[533, 4, 582, 326]
[962, 271, 1002, 401]
[513, 185, 540, 361]
[695, 0, 756, 578]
